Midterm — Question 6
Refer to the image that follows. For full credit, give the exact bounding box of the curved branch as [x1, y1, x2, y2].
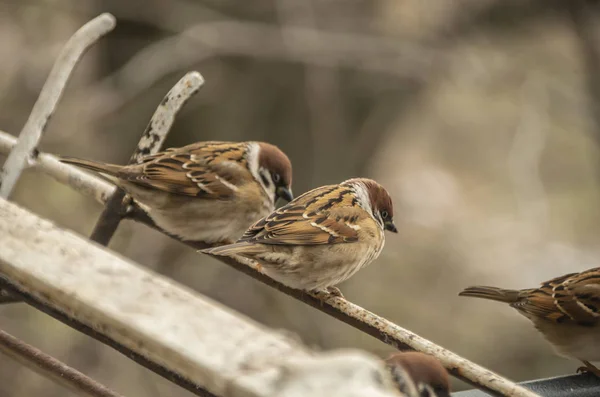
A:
[0, 13, 116, 199]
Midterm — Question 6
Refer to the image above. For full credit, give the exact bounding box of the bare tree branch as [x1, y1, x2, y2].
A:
[130, 71, 205, 163]
[0, 13, 116, 198]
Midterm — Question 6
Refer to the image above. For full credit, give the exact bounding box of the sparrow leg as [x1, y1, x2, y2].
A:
[311, 287, 345, 301]
[326, 286, 345, 298]
[577, 361, 600, 377]
[120, 195, 135, 215]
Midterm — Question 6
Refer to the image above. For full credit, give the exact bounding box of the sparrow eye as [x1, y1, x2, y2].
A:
[272, 173, 281, 184]
[380, 210, 388, 219]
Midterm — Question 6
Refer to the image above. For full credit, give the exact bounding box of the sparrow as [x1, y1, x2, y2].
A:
[385, 352, 450, 397]
[459, 267, 600, 377]
[202, 177, 397, 295]
[60, 141, 293, 244]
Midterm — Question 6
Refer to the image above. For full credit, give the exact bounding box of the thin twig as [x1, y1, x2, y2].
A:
[0, 329, 126, 397]
[89, 72, 205, 245]
[0, 13, 116, 199]
[0, 131, 537, 396]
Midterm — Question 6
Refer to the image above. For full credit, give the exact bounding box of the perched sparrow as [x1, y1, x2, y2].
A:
[459, 267, 600, 376]
[385, 352, 450, 397]
[61, 141, 293, 243]
[202, 177, 397, 294]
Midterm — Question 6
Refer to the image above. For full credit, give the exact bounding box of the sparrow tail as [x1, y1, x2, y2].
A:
[60, 157, 122, 176]
[458, 286, 521, 303]
[201, 242, 260, 256]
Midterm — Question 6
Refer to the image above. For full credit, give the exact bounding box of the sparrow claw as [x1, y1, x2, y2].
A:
[120, 195, 135, 215]
[577, 361, 600, 378]
[311, 286, 345, 301]
[326, 286, 345, 298]
[311, 289, 330, 302]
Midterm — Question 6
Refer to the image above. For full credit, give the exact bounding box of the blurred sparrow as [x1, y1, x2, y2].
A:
[202, 177, 397, 295]
[61, 141, 293, 244]
[385, 352, 450, 397]
[459, 267, 600, 377]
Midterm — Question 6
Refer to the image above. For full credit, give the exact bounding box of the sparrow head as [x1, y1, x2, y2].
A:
[251, 142, 293, 204]
[385, 352, 450, 397]
[343, 178, 397, 233]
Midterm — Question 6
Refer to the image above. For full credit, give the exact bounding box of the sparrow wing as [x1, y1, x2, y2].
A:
[556, 268, 600, 323]
[117, 141, 250, 198]
[238, 184, 362, 245]
[518, 269, 600, 325]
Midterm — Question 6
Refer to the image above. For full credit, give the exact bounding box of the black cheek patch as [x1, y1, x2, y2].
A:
[260, 173, 270, 186]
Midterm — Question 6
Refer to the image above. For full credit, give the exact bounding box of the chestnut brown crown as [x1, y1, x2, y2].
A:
[257, 142, 293, 202]
[386, 352, 450, 397]
[345, 177, 397, 233]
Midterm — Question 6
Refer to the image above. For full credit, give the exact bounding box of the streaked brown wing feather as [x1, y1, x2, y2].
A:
[516, 288, 565, 321]
[559, 268, 600, 322]
[518, 269, 600, 325]
[117, 141, 249, 198]
[238, 184, 361, 245]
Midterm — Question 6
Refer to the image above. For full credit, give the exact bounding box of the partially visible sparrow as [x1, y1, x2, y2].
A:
[202, 177, 397, 295]
[61, 141, 293, 244]
[385, 352, 450, 397]
[460, 267, 600, 377]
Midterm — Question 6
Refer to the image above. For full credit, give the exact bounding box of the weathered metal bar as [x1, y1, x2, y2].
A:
[0, 198, 400, 397]
[0, 277, 218, 397]
[0, 13, 116, 198]
[454, 373, 600, 397]
[0, 329, 126, 397]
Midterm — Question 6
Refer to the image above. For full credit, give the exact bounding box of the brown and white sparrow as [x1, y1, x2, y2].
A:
[385, 352, 450, 397]
[61, 141, 293, 244]
[459, 267, 600, 376]
[202, 177, 397, 295]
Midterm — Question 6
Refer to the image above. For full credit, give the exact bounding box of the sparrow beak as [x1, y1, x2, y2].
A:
[384, 219, 398, 233]
[276, 186, 294, 202]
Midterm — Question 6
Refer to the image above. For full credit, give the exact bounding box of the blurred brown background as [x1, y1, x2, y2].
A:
[2, 0, 600, 395]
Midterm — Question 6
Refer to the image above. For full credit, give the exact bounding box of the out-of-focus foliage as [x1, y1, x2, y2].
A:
[2, 0, 600, 395]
